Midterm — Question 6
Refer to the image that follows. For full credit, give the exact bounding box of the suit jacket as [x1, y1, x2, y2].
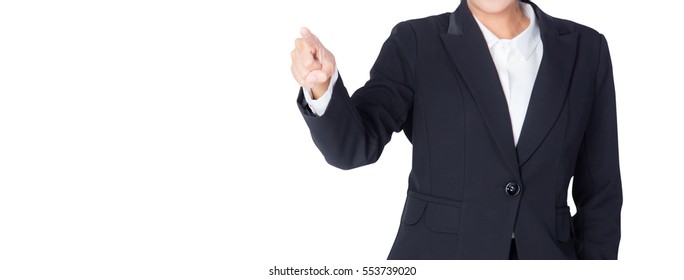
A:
[296, 0, 622, 260]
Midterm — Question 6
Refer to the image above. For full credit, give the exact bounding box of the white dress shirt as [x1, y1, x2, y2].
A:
[474, 2, 542, 146]
[303, 2, 542, 147]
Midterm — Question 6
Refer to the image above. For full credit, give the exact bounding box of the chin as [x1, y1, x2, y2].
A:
[467, 0, 520, 14]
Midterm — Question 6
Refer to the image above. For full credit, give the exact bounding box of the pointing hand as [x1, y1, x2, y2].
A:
[290, 27, 336, 99]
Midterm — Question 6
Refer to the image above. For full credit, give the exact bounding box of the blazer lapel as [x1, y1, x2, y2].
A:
[440, 3, 520, 180]
[515, 2, 579, 166]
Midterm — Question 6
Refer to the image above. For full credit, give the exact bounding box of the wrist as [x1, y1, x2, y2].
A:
[311, 79, 331, 100]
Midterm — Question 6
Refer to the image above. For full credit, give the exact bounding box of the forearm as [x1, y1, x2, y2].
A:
[297, 75, 383, 170]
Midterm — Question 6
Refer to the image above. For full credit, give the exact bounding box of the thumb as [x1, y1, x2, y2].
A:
[306, 70, 330, 85]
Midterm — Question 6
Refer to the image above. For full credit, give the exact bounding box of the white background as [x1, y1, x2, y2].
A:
[1, 0, 682, 279]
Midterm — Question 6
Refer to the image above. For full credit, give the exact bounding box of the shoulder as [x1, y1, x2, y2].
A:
[544, 13, 606, 42]
[541, 11, 612, 70]
[372, 13, 452, 52]
[391, 13, 451, 37]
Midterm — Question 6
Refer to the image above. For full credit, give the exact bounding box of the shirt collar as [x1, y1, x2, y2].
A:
[473, 2, 541, 60]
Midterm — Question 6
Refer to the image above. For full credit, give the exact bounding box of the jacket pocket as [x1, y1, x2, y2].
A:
[400, 195, 427, 225]
[424, 202, 462, 233]
[400, 191, 462, 234]
[555, 206, 572, 242]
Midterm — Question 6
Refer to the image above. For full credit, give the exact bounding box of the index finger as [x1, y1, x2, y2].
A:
[300, 27, 319, 48]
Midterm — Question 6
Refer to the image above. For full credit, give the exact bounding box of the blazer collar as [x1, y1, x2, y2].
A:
[441, 0, 579, 175]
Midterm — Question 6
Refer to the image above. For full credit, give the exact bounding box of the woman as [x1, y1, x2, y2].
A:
[290, 0, 622, 260]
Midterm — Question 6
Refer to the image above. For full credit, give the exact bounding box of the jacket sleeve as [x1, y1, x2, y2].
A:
[296, 22, 417, 170]
[571, 34, 623, 259]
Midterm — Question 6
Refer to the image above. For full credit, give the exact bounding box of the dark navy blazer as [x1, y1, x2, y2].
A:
[296, 0, 622, 260]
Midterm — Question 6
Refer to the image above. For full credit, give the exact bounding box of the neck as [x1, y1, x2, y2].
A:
[468, 1, 529, 39]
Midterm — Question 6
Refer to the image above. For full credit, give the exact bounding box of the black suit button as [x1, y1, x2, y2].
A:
[505, 182, 521, 197]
